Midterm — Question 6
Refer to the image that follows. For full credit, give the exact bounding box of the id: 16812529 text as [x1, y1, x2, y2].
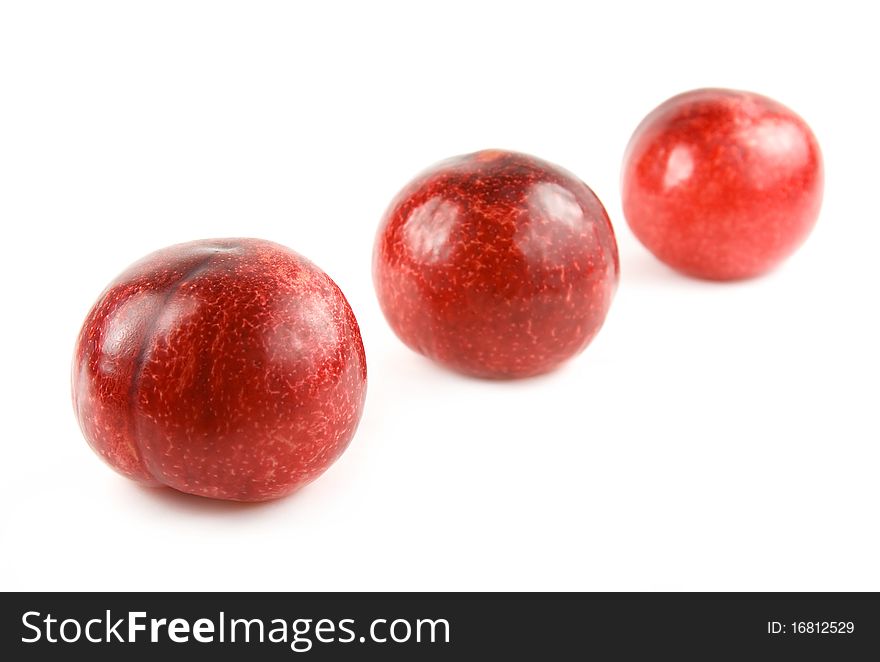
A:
[767, 621, 855, 635]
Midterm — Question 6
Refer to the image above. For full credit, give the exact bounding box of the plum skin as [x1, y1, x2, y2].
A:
[622, 88, 824, 280]
[373, 149, 620, 379]
[72, 238, 367, 502]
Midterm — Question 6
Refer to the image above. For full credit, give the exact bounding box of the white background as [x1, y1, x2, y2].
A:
[1, 1, 878, 591]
